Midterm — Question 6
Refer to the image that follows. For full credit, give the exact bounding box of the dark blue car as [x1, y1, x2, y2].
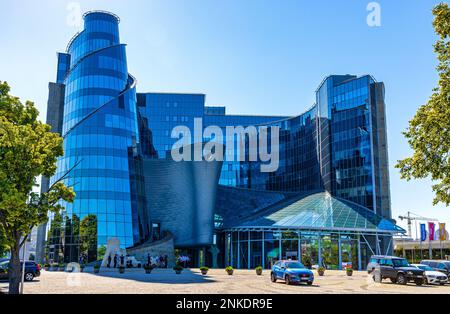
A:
[0, 260, 41, 282]
[271, 261, 314, 285]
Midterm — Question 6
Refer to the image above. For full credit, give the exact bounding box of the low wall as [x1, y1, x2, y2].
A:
[127, 234, 176, 268]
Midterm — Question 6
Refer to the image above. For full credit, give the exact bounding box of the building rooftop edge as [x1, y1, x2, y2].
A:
[82, 10, 121, 23]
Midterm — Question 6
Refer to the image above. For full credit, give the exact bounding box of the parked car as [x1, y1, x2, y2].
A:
[369, 255, 425, 285]
[0, 260, 41, 282]
[271, 260, 314, 285]
[411, 264, 448, 285]
[420, 260, 450, 277]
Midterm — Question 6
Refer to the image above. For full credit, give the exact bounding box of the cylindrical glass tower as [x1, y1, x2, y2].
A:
[48, 11, 140, 263]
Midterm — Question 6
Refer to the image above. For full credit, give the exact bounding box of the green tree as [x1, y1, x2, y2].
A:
[0, 229, 8, 258]
[396, 3, 450, 206]
[0, 81, 75, 294]
[80, 215, 98, 262]
[46, 211, 64, 263]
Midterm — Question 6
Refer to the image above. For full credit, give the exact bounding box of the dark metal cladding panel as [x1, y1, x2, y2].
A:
[142, 158, 222, 247]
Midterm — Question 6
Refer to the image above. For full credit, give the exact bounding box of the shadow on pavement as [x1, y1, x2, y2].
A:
[76, 268, 216, 284]
[273, 281, 319, 288]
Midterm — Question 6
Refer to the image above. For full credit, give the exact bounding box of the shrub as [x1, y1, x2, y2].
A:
[225, 266, 233, 272]
[173, 265, 183, 271]
[255, 266, 263, 271]
[144, 263, 154, 270]
[200, 266, 209, 271]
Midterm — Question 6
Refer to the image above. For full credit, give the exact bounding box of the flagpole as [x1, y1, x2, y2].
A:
[420, 239, 422, 260]
[428, 222, 434, 259]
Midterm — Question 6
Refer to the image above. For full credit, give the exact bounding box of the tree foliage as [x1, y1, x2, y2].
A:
[0, 81, 75, 294]
[396, 3, 450, 206]
[0, 228, 8, 258]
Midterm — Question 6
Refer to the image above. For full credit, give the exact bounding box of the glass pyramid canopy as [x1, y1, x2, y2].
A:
[233, 191, 405, 233]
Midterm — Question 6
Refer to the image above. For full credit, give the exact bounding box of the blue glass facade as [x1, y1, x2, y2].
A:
[137, 93, 205, 159]
[47, 11, 139, 262]
[233, 75, 391, 219]
[39, 11, 395, 268]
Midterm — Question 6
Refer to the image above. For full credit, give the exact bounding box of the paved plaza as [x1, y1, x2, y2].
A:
[1, 268, 450, 294]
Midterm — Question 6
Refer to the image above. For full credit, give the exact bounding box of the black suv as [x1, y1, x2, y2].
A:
[370, 256, 425, 286]
[0, 260, 41, 282]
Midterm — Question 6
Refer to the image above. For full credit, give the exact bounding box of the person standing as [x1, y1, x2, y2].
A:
[147, 253, 151, 266]
[113, 254, 118, 268]
[120, 254, 125, 267]
[107, 255, 112, 268]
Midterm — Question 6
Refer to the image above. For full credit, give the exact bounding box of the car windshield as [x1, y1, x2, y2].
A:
[285, 262, 305, 269]
[417, 265, 433, 271]
[393, 259, 410, 267]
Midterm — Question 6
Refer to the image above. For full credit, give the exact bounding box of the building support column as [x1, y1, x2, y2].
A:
[197, 247, 205, 267]
[237, 232, 240, 269]
[375, 233, 381, 255]
[225, 233, 230, 267]
[338, 234, 342, 270]
[278, 232, 282, 261]
[357, 234, 362, 271]
[262, 231, 265, 269]
[298, 232, 302, 263]
[318, 233, 322, 267]
[230, 232, 233, 267]
[248, 231, 251, 269]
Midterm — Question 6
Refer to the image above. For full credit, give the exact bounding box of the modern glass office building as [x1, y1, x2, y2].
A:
[37, 11, 403, 269]
[41, 11, 141, 263]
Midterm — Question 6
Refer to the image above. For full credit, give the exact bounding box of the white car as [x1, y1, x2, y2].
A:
[412, 264, 448, 285]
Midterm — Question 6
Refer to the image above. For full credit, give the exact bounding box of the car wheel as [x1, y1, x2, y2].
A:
[424, 278, 429, 285]
[415, 278, 424, 286]
[307, 281, 313, 286]
[390, 278, 397, 284]
[396, 274, 407, 285]
[270, 272, 277, 283]
[285, 275, 291, 285]
[24, 273, 34, 282]
[440, 282, 445, 286]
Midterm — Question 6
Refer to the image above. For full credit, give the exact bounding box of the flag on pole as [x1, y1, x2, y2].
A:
[440, 223, 447, 241]
[429, 222, 436, 241]
[420, 223, 427, 242]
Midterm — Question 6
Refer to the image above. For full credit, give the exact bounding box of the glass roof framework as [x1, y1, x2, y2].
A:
[225, 192, 405, 235]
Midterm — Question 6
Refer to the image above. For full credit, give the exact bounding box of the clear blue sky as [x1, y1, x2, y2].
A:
[0, 0, 447, 236]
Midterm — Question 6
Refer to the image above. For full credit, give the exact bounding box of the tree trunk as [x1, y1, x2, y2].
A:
[8, 238, 22, 294]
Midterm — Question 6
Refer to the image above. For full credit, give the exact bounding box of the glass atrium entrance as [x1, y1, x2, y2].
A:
[224, 229, 394, 270]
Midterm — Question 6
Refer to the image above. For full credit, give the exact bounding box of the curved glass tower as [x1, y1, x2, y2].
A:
[48, 11, 140, 262]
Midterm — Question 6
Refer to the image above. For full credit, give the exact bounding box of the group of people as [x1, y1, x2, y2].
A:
[106, 253, 125, 268]
[147, 253, 168, 268]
